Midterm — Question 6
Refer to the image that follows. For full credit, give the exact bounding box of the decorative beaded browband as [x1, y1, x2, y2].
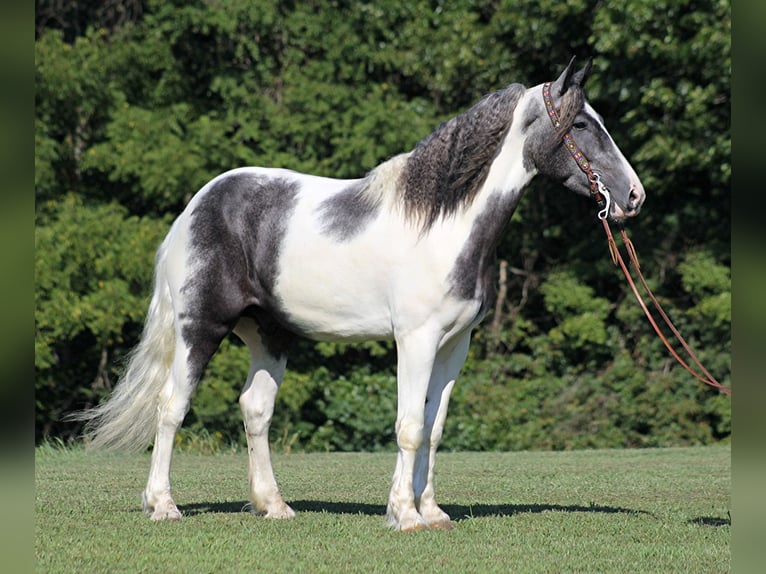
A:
[542, 81, 611, 219]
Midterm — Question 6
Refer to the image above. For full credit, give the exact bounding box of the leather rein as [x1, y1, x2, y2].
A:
[542, 82, 731, 396]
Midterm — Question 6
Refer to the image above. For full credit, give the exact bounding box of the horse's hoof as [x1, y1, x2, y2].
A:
[428, 519, 455, 531]
[397, 512, 429, 532]
[264, 505, 296, 520]
[401, 521, 429, 533]
[150, 506, 182, 521]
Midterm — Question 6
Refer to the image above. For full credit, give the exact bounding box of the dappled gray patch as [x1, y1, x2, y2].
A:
[318, 179, 379, 241]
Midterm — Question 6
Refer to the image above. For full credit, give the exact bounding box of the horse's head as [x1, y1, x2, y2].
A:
[524, 57, 645, 220]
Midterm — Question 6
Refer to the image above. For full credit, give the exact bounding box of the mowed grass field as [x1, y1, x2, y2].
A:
[35, 445, 729, 573]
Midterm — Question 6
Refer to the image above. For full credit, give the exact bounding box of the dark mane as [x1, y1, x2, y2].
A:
[398, 83, 525, 230]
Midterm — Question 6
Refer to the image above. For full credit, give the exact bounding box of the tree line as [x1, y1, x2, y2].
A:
[35, 0, 730, 451]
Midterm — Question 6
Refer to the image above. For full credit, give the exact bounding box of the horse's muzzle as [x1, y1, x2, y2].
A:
[617, 182, 645, 218]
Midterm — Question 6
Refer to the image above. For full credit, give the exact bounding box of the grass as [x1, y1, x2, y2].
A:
[35, 445, 730, 573]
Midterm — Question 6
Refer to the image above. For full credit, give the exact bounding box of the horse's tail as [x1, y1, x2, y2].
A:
[73, 238, 177, 452]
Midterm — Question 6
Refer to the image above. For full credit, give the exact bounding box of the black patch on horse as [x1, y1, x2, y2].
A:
[318, 179, 379, 241]
[447, 191, 523, 312]
[181, 173, 300, 367]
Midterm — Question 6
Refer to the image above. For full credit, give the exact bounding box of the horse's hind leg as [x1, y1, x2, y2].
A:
[143, 326, 225, 520]
[234, 317, 295, 519]
[142, 341, 189, 520]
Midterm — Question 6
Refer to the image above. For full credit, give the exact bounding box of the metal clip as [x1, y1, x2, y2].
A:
[592, 173, 611, 220]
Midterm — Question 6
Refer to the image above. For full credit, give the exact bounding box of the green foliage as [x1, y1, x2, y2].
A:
[592, 0, 730, 255]
[679, 251, 731, 299]
[35, 195, 169, 438]
[306, 369, 398, 452]
[541, 271, 611, 351]
[35, 0, 729, 450]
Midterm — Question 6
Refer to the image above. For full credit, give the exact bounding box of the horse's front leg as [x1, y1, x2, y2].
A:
[386, 332, 439, 531]
[412, 331, 471, 530]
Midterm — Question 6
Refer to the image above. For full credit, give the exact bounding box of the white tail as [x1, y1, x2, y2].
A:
[73, 240, 176, 451]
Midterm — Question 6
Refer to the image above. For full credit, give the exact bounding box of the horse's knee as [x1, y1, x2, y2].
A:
[396, 418, 424, 451]
[240, 409, 272, 437]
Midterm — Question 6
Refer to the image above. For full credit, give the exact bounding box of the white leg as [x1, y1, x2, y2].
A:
[235, 320, 294, 519]
[413, 332, 470, 529]
[386, 331, 438, 531]
[143, 341, 194, 521]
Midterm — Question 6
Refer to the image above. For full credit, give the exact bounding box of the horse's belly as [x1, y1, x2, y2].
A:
[274, 233, 396, 340]
[275, 272, 394, 341]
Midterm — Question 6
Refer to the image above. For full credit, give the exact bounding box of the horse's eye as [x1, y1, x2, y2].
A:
[573, 121, 587, 130]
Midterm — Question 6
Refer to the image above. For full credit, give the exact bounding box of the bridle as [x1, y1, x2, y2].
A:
[542, 82, 612, 220]
[541, 82, 731, 396]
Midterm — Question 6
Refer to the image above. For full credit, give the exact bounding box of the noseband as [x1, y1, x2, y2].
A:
[541, 82, 731, 397]
[542, 82, 611, 220]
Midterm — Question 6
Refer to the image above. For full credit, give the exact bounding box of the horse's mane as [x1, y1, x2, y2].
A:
[396, 83, 526, 230]
[360, 81, 583, 230]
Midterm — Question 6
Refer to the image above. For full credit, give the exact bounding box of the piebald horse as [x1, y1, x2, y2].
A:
[76, 58, 645, 531]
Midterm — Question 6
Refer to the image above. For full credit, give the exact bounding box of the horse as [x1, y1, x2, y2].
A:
[74, 57, 645, 531]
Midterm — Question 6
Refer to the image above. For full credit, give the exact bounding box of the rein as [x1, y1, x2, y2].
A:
[542, 82, 731, 396]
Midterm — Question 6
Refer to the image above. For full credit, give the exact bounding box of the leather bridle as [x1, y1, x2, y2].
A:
[541, 82, 731, 396]
[542, 82, 612, 220]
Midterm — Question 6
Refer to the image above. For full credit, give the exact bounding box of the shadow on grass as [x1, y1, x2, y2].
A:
[445, 502, 650, 521]
[181, 500, 649, 520]
[686, 516, 730, 527]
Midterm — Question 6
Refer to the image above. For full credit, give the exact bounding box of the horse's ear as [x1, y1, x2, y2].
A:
[551, 56, 577, 96]
[571, 58, 593, 89]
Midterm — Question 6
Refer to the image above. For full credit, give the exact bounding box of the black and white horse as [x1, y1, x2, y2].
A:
[77, 58, 645, 531]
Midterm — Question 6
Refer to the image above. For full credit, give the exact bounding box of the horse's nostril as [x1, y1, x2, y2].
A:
[628, 185, 643, 209]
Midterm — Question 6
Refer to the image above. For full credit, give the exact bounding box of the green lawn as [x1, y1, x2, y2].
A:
[35, 445, 730, 573]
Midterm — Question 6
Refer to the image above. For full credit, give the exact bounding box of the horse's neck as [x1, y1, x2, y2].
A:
[458, 178, 528, 251]
[433, 177, 529, 306]
[481, 92, 538, 200]
[431, 104, 537, 305]
[455, 109, 537, 246]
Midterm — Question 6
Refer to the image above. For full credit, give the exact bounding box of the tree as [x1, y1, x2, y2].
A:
[35, 196, 168, 438]
[35, 0, 730, 450]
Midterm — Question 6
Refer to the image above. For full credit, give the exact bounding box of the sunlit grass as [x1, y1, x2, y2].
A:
[36, 445, 729, 573]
